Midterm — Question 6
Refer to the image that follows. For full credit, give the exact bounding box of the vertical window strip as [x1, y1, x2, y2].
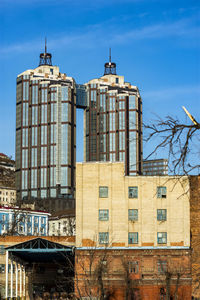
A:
[61, 87, 68, 101]
[23, 82, 29, 101]
[61, 103, 68, 122]
[22, 128, 28, 147]
[61, 167, 68, 187]
[23, 103, 28, 126]
[31, 148, 37, 168]
[31, 169, 37, 189]
[32, 106, 38, 125]
[32, 127, 37, 146]
[22, 149, 28, 168]
[41, 147, 47, 166]
[40, 168, 47, 188]
[61, 125, 68, 164]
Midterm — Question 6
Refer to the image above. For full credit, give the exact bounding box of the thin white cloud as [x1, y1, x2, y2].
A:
[0, 16, 199, 55]
[111, 18, 200, 44]
[143, 85, 200, 102]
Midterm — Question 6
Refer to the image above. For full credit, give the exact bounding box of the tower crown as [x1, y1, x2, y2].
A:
[39, 38, 52, 66]
[104, 48, 116, 75]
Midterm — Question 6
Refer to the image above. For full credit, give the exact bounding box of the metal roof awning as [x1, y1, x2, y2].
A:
[5, 237, 74, 263]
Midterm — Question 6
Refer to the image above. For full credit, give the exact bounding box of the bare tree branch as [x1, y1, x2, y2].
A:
[144, 112, 200, 175]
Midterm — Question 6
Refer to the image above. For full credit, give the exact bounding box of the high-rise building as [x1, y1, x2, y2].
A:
[15, 45, 76, 211]
[143, 159, 168, 176]
[83, 52, 143, 175]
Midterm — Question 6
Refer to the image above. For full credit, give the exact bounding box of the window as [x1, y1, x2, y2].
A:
[128, 261, 139, 273]
[99, 209, 109, 221]
[99, 186, 108, 198]
[157, 232, 167, 244]
[19, 225, 24, 233]
[27, 216, 31, 223]
[128, 209, 138, 221]
[34, 227, 38, 234]
[2, 214, 6, 221]
[116, 78, 119, 84]
[157, 260, 167, 274]
[0, 264, 5, 273]
[0, 245, 5, 255]
[128, 232, 138, 244]
[157, 209, 167, 221]
[99, 232, 109, 244]
[52, 223, 55, 232]
[40, 227, 45, 234]
[35, 217, 38, 223]
[41, 217, 45, 224]
[128, 187, 138, 198]
[28, 226, 31, 234]
[157, 187, 167, 198]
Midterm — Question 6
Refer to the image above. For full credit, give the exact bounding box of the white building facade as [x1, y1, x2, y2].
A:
[0, 206, 50, 236]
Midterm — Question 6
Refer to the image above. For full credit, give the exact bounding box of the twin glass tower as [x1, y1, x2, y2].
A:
[16, 47, 142, 212]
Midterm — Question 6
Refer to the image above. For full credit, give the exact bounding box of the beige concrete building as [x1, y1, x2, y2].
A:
[76, 162, 190, 248]
[0, 187, 16, 207]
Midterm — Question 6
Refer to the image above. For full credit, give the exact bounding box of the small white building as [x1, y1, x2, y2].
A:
[49, 210, 75, 236]
[0, 187, 16, 207]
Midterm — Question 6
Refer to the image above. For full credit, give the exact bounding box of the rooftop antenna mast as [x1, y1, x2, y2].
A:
[39, 37, 52, 66]
[104, 47, 116, 75]
[45, 37, 47, 54]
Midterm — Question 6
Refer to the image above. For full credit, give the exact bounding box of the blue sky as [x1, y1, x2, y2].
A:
[0, 0, 199, 163]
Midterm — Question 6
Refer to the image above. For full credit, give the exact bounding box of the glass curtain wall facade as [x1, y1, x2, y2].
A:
[84, 82, 142, 175]
[16, 68, 76, 211]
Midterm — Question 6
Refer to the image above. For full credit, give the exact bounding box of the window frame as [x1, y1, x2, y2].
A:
[128, 261, 139, 273]
[99, 186, 108, 198]
[128, 232, 138, 244]
[157, 209, 167, 221]
[99, 209, 109, 221]
[128, 187, 138, 199]
[0, 264, 5, 273]
[157, 232, 167, 244]
[157, 186, 167, 198]
[128, 209, 138, 221]
[157, 260, 167, 274]
[0, 245, 5, 255]
[99, 232, 109, 244]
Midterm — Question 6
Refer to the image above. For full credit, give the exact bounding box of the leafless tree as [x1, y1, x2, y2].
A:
[0, 208, 28, 236]
[74, 246, 114, 300]
[145, 108, 200, 175]
[157, 259, 189, 300]
[121, 258, 141, 300]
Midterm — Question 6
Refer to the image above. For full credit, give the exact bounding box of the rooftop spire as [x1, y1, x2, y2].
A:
[45, 37, 47, 54]
[104, 48, 116, 75]
[39, 38, 52, 66]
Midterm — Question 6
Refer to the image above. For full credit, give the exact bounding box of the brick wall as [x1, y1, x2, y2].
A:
[75, 248, 192, 300]
[190, 175, 200, 298]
